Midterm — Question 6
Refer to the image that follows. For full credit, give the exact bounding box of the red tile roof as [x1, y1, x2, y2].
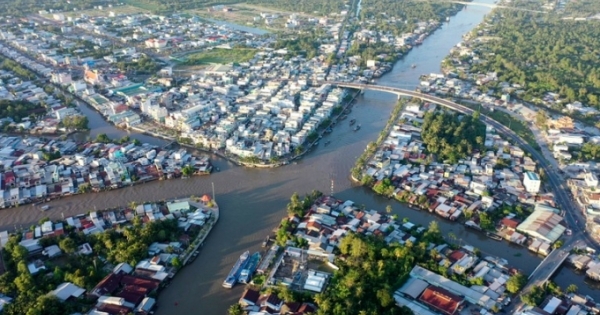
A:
[419, 286, 463, 315]
[120, 274, 160, 291]
[92, 273, 123, 297]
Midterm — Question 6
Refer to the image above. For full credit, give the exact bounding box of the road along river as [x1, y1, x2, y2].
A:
[0, 1, 595, 313]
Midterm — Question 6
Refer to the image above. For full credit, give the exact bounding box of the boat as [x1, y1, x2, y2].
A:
[411, 64, 417, 69]
[314, 141, 319, 146]
[40, 205, 50, 211]
[486, 232, 503, 241]
[238, 252, 262, 284]
[354, 124, 361, 131]
[262, 236, 269, 247]
[216, 167, 220, 172]
[349, 119, 356, 126]
[222, 251, 250, 288]
[324, 140, 331, 146]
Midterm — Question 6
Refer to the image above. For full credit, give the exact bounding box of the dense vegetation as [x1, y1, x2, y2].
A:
[59, 115, 90, 130]
[246, 0, 347, 15]
[562, 0, 600, 17]
[0, 100, 45, 122]
[1, 57, 37, 80]
[0, 0, 118, 17]
[272, 32, 324, 60]
[359, 0, 463, 23]
[469, 11, 600, 107]
[421, 111, 486, 163]
[0, 218, 181, 315]
[116, 55, 161, 74]
[314, 222, 446, 315]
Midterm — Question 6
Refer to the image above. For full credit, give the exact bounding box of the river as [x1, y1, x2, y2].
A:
[1, 1, 596, 313]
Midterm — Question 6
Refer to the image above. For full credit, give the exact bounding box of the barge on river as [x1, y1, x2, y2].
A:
[222, 251, 250, 288]
[238, 252, 262, 284]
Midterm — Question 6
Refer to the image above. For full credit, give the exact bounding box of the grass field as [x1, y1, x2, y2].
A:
[183, 48, 257, 65]
[122, 0, 162, 12]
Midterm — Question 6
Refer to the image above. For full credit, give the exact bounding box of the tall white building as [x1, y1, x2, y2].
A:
[523, 171, 541, 194]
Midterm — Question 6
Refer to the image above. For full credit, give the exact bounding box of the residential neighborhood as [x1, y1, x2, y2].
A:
[0, 135, 212, 208]
[0, 195, 218, 314]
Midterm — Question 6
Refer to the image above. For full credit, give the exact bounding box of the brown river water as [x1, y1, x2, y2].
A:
[1, 2, 597, 313]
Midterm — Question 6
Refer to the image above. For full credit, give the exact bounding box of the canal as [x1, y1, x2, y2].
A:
[0, 1, 596, 313]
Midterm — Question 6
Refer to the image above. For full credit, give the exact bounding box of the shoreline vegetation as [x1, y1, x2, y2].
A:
[351, 98, 407, 182]
[228, 191, 531, 315]
[0, 195, 218, 315]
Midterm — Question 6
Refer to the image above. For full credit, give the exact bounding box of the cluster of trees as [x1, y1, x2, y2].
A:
[59, 115, 89, 131]
[312, 227, 444, 315]
[116, 55, 161, 74]
[90, 218, 181, 266]
[360, 0, 463, 23]
[521, 281, 565, 306]
[0, 214, 186, 315]
[421, 111, 486, 163]
[373, 178, 395, 197]
[273, 33, 324, 60]
[506, 272, 527, 294]
[0, 57, 37, 80]
[345, 42, 402, 67]
[579, 142, 600, 161]
[0, 233, 101, 315]
[562, 0, 600, 17]
[247, 0, 346, 15]
[469, 11, 600, 107]
[286, 190, 324, 217]
[0, 0, 118, 17]
[41, 149, 62, 162]
[0, 100, 45, 123]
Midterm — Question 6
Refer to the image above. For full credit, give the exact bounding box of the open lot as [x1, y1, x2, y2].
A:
[182, 48, 257, 65]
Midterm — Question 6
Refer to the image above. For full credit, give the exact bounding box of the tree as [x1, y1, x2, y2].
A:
[181, 165, 195, 177]
[59, 237, 77, 254]
[553, 240, 564, 249]
[535, 110, 548, 129]
[78, 182, 91, 193]
[566, 284, 578, 294]
[506, 272, 527, 294]
[228, 303, 244, 315]
[479, 212, 494, 231]
[60, 115, 89, 130]
[95, 133, 111, 143]
[172, 257, 182, 269]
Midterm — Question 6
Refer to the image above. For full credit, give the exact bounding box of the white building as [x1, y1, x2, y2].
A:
[523, 171, 541, 194]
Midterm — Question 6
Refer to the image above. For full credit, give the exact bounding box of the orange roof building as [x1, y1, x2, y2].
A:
[418, 286, 463, 315]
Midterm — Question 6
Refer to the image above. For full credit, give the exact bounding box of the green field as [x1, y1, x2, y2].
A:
[122, 0, 162, 11]
[183, 48, 257, 65]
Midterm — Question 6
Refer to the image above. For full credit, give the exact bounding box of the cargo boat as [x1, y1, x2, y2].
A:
[222, 251, 250, 288]
[238, 252, 262, 284]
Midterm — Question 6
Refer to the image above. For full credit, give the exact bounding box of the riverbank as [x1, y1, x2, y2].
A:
[0, 195, 219, 315]
[0, 1, 596, 313]
[0, 135, 212, 210]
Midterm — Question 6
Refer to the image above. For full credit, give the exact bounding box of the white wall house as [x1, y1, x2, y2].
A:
[523, 171, 541, 194]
